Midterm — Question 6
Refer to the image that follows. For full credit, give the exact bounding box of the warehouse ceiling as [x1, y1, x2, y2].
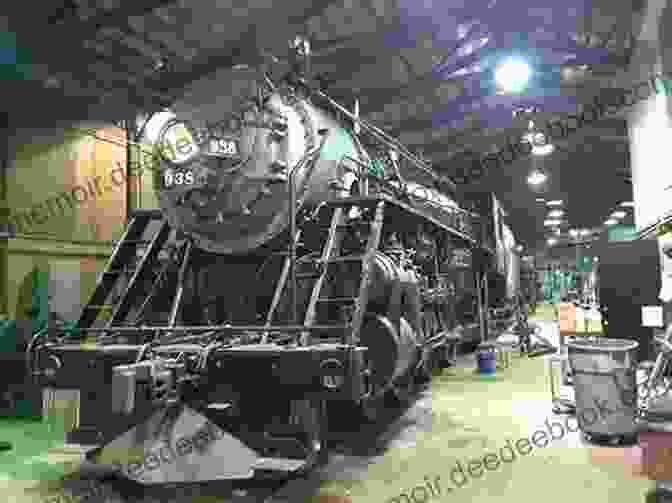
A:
[0, 0, 647, 252]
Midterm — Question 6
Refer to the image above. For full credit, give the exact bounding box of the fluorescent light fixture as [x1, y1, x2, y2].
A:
[495, 58, 532, 93]
[527, 169, 548, 186]
[544, 219, 562, 226]
[532, 143, 555, 156]
[548, 209, 564, 218]
[604, 219, 618, 226]
[546, 200, 563, 206]
[611, 211, 627, 219]
[620, 201, 635, 207]
[536, 198, 546, 202]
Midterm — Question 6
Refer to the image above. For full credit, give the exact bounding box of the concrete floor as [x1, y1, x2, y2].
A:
[0, 305, 656, 502]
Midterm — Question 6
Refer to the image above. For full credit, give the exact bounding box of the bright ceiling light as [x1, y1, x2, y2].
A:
[579, 229, 590, 236]
[547, 200, 564, 206]
[569, 229, 579, 237]
[536, 198, 546, 203]
[547, 238, 558, 246]
[495, 58, 532, 93]
[548, 209, 564, 218]
[604, 219, 618, 226]
[620, 201, 635, 207]
[527, 169, 548, 186]
[611, 211, 627, 219]
[544, 219, 562, 226]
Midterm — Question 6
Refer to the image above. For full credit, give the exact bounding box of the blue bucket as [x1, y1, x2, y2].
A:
[477, 346, 497, 374]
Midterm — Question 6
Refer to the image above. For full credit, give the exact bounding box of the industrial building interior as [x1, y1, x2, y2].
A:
[3, 0, 672, 502]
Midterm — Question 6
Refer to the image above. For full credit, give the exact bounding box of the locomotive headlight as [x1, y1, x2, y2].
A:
[320, 359, 345, 390]
[156, 119, 201, 165]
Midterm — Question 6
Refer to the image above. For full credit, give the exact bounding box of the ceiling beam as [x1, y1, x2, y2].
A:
[142, 0, 340, 94]
[349, 75, 467, 117]
[313, 50, 385, 85]
[9, 1, 178, 108]
[46, 0, 179, 41]
[401, 132, 483, 155]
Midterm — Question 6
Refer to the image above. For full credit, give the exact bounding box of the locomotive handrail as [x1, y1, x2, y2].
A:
[335, 156, 485, 246]
[339, 154, 479, 220]
[288, 130, 331, 327]
[312, 88, 457, 194]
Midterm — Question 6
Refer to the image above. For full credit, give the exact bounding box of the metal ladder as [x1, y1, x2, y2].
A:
[302, 199, 386, 345]
[77, 210, 171, 330]
[264, 229, 303, 328]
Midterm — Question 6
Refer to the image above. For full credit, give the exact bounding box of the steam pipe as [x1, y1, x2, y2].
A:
[288, 129, 331, 325]
[312, 89, 457, 194]
[168, 240, 193, 327]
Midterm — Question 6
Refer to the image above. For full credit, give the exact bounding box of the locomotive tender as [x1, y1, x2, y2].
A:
[30, 65, 491, 483]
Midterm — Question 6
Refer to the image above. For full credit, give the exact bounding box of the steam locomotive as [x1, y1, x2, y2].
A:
[30, 65, 491, 483]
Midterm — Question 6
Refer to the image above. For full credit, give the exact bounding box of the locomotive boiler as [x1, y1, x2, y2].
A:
[30, 63, 488, 484]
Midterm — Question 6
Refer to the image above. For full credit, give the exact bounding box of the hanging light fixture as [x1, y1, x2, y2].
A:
[527, 168, 548, 186]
